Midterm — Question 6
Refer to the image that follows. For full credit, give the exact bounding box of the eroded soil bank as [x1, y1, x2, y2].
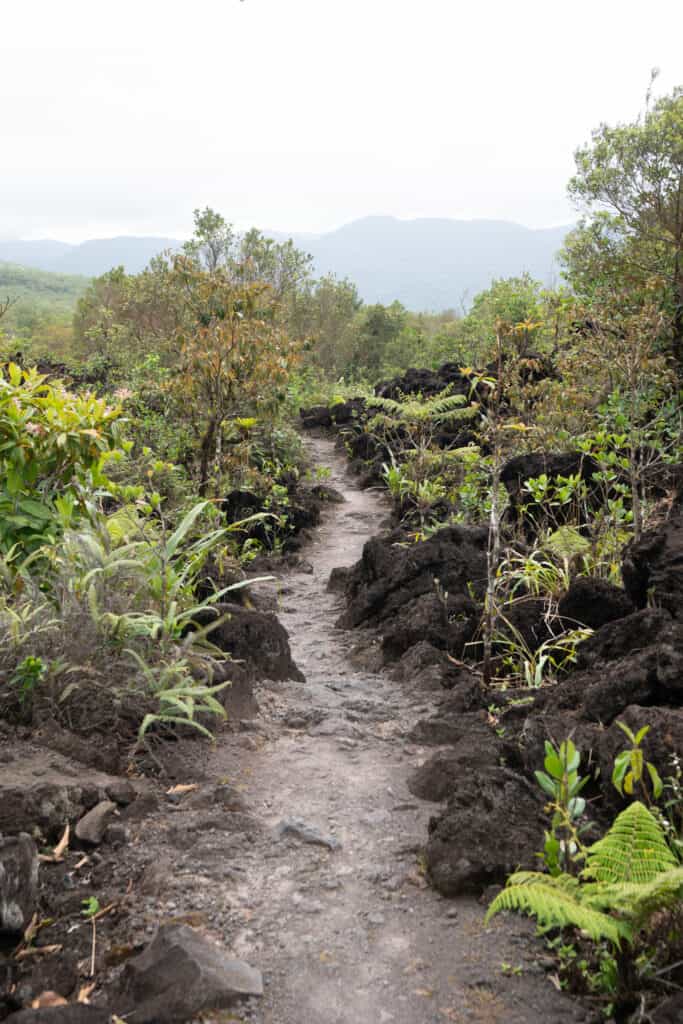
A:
[1, 434, 588, 1023]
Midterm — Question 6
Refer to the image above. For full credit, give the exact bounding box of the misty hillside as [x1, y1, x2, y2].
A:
[1, 217, 570, 310]
[298, 217, 570, 309]
[0, 237, 181, 277]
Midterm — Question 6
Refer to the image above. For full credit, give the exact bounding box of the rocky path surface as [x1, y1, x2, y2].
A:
[134, 435, 587, 1024]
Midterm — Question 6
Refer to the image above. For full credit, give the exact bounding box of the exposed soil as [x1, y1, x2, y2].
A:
[1, 434, 589, 1023]
[142, 434, 585, 1023]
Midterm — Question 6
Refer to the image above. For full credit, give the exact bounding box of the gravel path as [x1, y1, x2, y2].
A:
[137, 434, 588, 1024]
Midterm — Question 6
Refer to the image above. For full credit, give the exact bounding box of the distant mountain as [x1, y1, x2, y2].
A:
[0, 237, 181, 277]
[297, 217, 570, 310]
[2, 218, 571, 310]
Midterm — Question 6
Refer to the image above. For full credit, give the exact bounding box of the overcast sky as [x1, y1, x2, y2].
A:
[1, 0, 681, 242]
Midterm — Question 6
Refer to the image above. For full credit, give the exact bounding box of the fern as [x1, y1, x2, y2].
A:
[367, 390, 476, 425]
[486, 872, 629, 945]
[486, 802, 683, 950]
[586, 800, 678, 884]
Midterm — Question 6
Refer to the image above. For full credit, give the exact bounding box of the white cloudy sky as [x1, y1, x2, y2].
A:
[1, 0, 681, 242]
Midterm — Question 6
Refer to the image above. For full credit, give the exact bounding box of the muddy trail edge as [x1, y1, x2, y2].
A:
[142, 434, 588, 1024]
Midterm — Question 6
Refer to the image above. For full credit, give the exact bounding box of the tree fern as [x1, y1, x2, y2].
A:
[584, 869, 683, 929]
[486, 801, 683, 950]
[486, 872, 629, 945]
[585, 800, 677, 884]
[367, 390, 477, 425]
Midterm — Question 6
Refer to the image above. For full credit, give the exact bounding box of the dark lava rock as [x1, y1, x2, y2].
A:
[194, 604, 304, 683]
[116, 924, 262, 1023]
[575, 607, 672, 670]
[408, 727, 504, 802]
[327, 566, 349, 593]
[0, 834, 38, 934]
[0, 782, 98, 841]
[426, 767, 544, 896]
[337, 525, 487, 662]
[501, 451, 599, 529]
[5, 1010, 113, 1023]
[582, 644, 683, 721]
[410, 704, 490, 747]
[310, 483, 345, 504]
[374, 363, 472, 402]
[558, 577, 634, 630]
[390, 641, 468, 690]
[299, 404, 333, 429]
[623, 510, 683, 615]
[528, 606, 683, 724]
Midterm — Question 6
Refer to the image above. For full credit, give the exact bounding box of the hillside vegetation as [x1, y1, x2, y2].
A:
[0, 215, 568, 311]
[0, 261, 87, 353]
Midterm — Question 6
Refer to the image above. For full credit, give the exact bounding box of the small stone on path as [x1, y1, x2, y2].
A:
[275, 818, 342, 850]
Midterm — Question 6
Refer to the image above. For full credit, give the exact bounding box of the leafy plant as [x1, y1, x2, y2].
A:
[535, 739, 591, 875]
[612, 721, 663, 806]
[487, 801, 683, 969]
[0, 363, 123, 554]
[10, 655, 46, 706]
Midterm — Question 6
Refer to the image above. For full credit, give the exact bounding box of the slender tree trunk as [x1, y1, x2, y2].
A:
[482, 449, 501, 687]
[630, 448, 642, 544]
[198, 417, 217, 497]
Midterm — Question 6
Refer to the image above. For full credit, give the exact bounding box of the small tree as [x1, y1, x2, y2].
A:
[564, 80, 683, 369]
[170, 259, 300, 494]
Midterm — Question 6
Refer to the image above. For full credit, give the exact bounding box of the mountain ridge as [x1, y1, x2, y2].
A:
[0, 217, 572, 310]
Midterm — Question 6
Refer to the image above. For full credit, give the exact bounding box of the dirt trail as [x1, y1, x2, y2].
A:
[141, 435, 587, 1024]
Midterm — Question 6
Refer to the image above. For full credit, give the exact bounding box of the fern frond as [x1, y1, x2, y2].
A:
[486, 872, 630, 946]
[583, 868, 683, 925]
[366, 391, 471, 423]
[585, 801, 677, 884]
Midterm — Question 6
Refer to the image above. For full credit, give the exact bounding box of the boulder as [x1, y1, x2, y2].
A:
[0, 782, 96, 841]
[337, 525, 487, 662]
[558, 577, 634, 630]
[575, 607, 672, 670]
[74, 801, 118, 845]
[299, 404, 332, 429]
[0, 834, 38, 934]
[410, 705, 490, 747]
[623, 510, 683, 615]
[408, 724, 503, 802]
[194, 604, 304, 684]
[425, 766, 545, 896]
[374, 363, 472, 402]
[105, 779, 138, 806]
[116, 924, 262, 1023]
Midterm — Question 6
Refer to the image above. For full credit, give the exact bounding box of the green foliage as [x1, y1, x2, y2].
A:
[0, 363, 123, 554]
[563, 81, 683, 365]
[81, 897, 100, 918]
[535, 739, 591, 875]
[0, 261, 86, 355]
[10, 655, 46, 706]
[612, 721, 664, 805]
[487, 801, 683, 951]
[586, 801, 677, 886]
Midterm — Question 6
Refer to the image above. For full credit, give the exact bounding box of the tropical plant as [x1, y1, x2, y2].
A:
[534, 739, 591, 875]
[612, 721, 664, 806]
[0, 363, 123, 554]
[487, 801, 683, 993]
